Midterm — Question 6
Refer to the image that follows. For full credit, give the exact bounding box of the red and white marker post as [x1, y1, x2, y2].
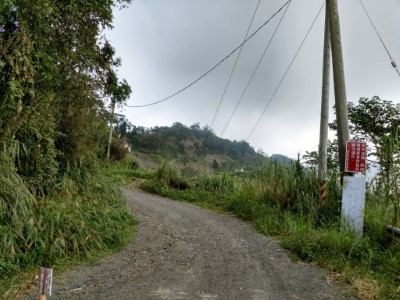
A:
[342, 141, 367, 235]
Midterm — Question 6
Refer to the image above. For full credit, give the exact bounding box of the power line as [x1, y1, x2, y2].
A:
[356, 0, 400, 78]
[246, 1, 325, 142]
[219, 0, 292, 138]
[210, 0, 261, 129]
[126, 0, 291, 108]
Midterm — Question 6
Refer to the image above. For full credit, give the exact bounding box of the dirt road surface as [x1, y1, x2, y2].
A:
[21, 189, 353, 300]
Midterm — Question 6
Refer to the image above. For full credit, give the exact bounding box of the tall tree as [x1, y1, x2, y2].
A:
[106, 74, 132, 161]
[330, 96, 400, 183]
[0, 0, 131, 191]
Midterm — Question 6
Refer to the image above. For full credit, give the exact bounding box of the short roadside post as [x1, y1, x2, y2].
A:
[38, 267, 53, 300]
[342, 141, 367, 235]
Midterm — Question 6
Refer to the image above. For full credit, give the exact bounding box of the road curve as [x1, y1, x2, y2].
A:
[24, 189, 352, 300]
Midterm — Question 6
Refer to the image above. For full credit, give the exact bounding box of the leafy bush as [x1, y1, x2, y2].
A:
[129, 159, 140, 170]
[155, 161, 190, 190]
[109, 137, 129, 161]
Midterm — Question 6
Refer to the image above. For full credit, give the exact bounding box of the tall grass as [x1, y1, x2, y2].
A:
[140, 159, 400, 299]
[195, 172, 236, 193]
[0, 156, 135, 298]
[0, 158, 37, 278]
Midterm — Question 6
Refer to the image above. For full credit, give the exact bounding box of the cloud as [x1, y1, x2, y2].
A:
[108, 0, 400, 158]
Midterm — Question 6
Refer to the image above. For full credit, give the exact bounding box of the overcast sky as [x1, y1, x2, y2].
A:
[106, 0, 400, 159]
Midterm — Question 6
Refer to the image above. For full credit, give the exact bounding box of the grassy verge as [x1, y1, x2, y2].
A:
[137, 161, 400, 300]
[0, 159, 136, 299]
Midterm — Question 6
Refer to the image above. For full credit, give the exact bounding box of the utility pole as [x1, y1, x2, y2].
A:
[106, 101, 115, 161]
[327, 0, 350, 177]
[318, 4, 331, 180]
[326, 0, 366, 235]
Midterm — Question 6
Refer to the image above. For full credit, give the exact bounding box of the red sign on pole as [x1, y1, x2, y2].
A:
[345, 141, 367, 173]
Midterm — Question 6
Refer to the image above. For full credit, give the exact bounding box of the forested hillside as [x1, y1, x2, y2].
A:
[114, 121, 292, 171]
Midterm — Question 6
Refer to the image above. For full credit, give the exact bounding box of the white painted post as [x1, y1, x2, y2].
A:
[342, 176, 366, 235]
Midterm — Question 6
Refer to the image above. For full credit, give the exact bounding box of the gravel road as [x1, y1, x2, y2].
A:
[21, 189, 353, 300]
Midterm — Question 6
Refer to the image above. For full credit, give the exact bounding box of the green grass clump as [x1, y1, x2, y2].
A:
[195, 173, 236, 193]
[107, 156, 153, 179]
[277, 215, 400, 299]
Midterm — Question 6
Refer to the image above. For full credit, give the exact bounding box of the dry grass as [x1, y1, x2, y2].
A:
[352, 276, 380, 300]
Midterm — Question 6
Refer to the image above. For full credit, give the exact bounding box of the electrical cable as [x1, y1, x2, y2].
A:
[126, 0, 291, 108]
[219, 0, 292, 138]
[246, 1, 325, 142]
[356, 0, 400, 78]
[210, 0, 261, 129]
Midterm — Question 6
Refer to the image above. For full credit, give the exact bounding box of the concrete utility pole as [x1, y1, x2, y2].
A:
[327, 0, 351, 177]
[106, 101, 115, 161]
[318, 4, 331, 180]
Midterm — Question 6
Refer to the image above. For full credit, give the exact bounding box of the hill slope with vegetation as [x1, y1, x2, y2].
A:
[115, 121, 292, 173]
